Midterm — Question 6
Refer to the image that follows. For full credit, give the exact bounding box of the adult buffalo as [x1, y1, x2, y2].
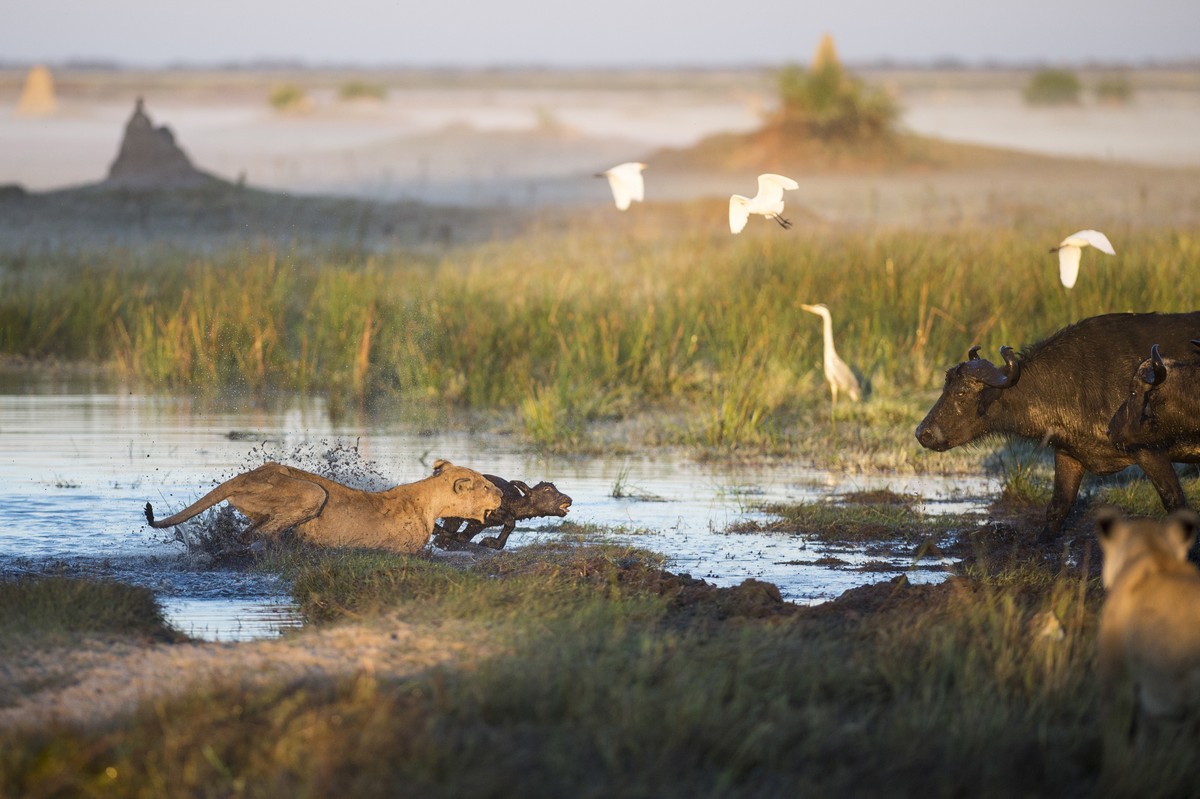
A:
[1108, 341, 1200, 450]
[915, 312, 1200, 541]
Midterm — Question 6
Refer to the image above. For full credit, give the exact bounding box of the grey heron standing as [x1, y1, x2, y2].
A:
[800, 303, 861, 405]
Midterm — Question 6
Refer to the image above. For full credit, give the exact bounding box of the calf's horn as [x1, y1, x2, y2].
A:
[968, 345, 981, 361]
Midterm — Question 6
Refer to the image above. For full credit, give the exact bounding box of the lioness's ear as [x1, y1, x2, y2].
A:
[1166, 509, 1199, 554]
[453, 476, 471, 494]
[1095, 506, 1122, 543]
[432, 459, 449, 475]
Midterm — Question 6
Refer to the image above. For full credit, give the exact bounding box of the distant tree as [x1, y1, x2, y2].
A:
[1023, 69, 1082, 105]
[775, 34, 897, 142]
[1095, 74, 1134, 105]
[339, 81, 387, 102]
[269, 83, 311, 112]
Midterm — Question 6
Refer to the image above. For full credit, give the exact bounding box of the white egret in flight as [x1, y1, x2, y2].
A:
[1050, 229, 1115, 289]
[729, 173, 799, 234]
[595, 162, 646, 211]
[800, 303, 862, 404]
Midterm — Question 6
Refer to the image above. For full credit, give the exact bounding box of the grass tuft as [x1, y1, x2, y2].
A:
[0, 577, 180, 643]
[8, 543, 1196, 796]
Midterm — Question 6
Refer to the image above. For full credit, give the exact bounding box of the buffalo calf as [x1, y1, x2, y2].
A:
[435, 475, 572, 550]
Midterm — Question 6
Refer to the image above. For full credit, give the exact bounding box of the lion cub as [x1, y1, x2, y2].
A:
[1096, 507, 1200, 731]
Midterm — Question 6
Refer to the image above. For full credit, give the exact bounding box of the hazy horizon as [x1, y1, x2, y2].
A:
[5, 0, 1199, 69]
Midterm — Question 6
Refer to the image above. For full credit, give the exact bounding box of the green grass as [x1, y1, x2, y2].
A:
[268, 83, 310, 111]
[275, 541, 670, 625]
[776, 58, 898, 141]
[737, 493, 967, 545]
[2, 225, 1198, 453]
[1024, 68, 1082, 105]
[0, 577, 179, 643]
[3, 542, 1194, 797]
[994, 444, 1055, 506]
[338, 80, 387, 101]
[1098, 472, 1200, 515]
[1094, 74, 1134, 105]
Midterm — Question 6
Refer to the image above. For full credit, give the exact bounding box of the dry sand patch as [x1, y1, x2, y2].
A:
[0, 616, 496, 732]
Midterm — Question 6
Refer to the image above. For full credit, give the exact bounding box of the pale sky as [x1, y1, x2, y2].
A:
[4, 0, 1199, 67]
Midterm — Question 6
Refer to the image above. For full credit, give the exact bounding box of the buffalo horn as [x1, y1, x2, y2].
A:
[979, 346, 1021, 389]
[968, 345, 981, 361]
[1148, 344, 1166, 386]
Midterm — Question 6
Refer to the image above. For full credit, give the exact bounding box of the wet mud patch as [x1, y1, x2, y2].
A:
[796, 574, 962, 623]
[443, 541, 799, 625]
[728, 491, 975, 578]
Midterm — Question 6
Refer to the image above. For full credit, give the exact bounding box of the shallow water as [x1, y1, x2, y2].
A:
[0, 383, 994, 641]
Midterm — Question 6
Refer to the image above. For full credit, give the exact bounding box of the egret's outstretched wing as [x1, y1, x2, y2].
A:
[729, 195, 751, 234]
[602, 162, 645, 211]
[1058, 245, 1083, 289]
[1069, 229, 1115, 255]
[607, 174, 634, 210]
[755, 173, 799, 204]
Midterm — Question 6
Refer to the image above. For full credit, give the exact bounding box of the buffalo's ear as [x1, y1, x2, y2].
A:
[977, 387, 1002, 416]
[453, 476, 471, 494]
[432, 459, 449, 475]
[1166, 509, 1200, 554]
[1095, 506, 1122, 543]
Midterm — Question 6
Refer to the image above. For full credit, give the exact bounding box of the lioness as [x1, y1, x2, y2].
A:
[145, 459, 503, 553]
[1096, 507, 1200, 732]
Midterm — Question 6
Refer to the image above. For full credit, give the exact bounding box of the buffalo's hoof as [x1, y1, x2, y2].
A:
[479, 536, 503, 550]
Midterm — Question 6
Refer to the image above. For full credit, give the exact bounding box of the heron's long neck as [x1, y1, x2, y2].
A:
[820, 315, 837, 360]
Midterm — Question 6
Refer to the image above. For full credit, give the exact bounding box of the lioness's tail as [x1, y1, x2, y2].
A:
[143, 480, 239, 529]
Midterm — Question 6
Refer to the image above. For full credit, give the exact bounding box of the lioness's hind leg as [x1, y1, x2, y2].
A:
[226, 472, 329, 539]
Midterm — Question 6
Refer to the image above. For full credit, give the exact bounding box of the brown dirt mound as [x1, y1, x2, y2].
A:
[800, 574, 963, 623]
[599, 559, 798, 623]
[16, 65, 56, 117]
[106, 98, 218, 188]
[651, 118, 1054, 179]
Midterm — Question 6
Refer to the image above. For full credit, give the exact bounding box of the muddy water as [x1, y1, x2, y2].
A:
[0, 383, 993, 641]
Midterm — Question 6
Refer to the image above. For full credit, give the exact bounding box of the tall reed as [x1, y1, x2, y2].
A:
[1, 223, 1195, 448]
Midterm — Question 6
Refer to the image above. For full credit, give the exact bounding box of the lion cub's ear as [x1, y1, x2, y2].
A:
[1094, 506, 1123, 544]
[1166, 509, 1200, 559]
[432, 459, 450, 475]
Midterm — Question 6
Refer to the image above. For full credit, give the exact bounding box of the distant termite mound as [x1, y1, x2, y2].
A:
[106, 98, 219, 188]
[16, 65, 57, 116]
[811, 32, 840, 71]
